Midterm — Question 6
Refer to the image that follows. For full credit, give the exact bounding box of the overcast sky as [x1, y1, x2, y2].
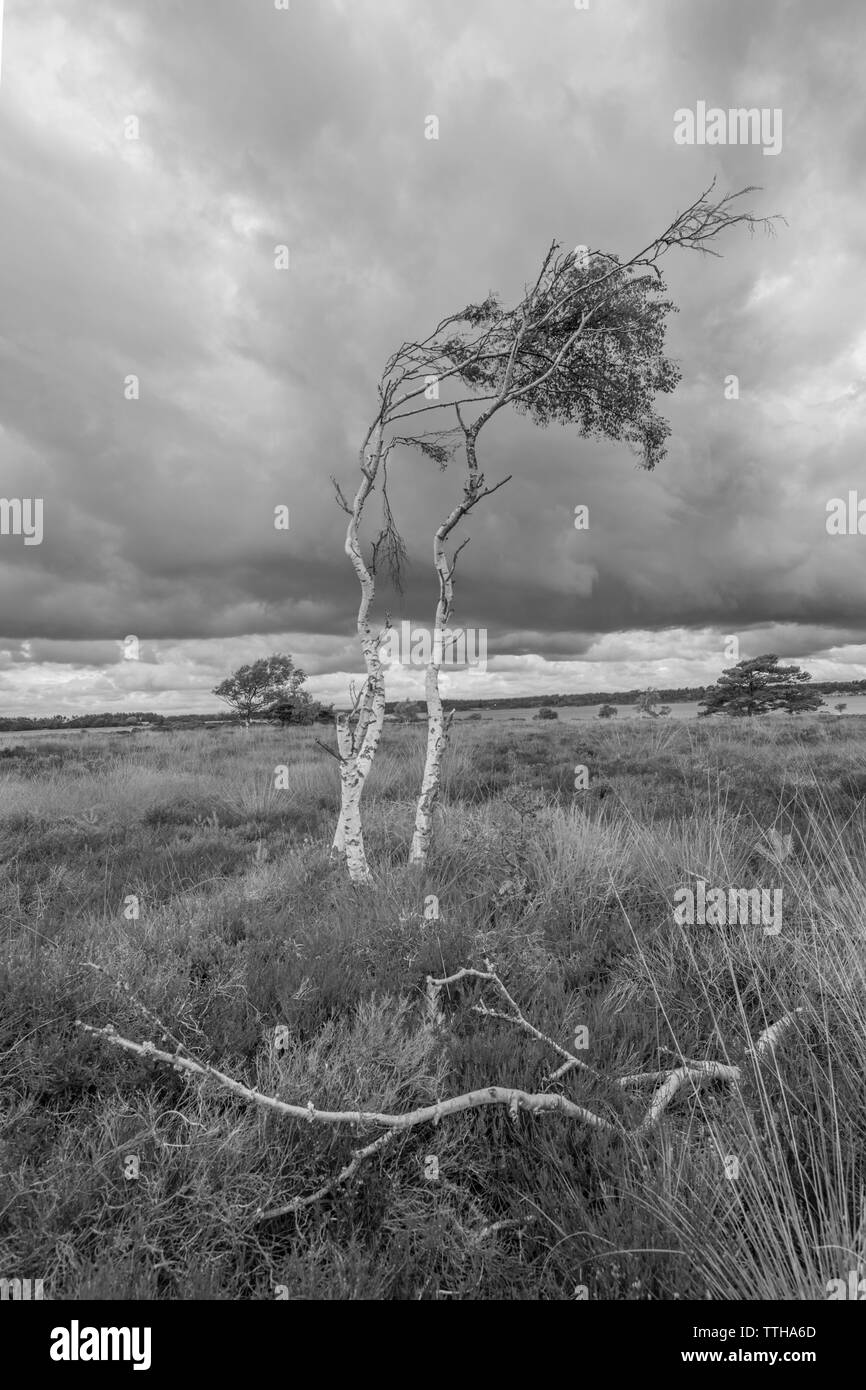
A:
[0, 0, 864, 714]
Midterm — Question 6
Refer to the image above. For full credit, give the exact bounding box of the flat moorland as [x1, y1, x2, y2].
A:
[1, 715, 865, 1299]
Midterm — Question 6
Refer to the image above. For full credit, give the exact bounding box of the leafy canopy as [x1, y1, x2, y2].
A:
[699, 655, 824, 717]
[212, 654, 307, 722]
[436, 255, 680, 469]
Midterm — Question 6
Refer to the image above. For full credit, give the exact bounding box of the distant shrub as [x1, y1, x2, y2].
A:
[393, 701, 421, 723]
[535, 707, 558, 721]
[598, 704, 618, 719]
[270, 699, 333, 726]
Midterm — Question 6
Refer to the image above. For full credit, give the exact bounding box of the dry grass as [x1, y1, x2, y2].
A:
[1, 715, 864, 1299]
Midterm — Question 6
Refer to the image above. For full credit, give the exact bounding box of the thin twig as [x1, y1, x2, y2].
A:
[257, 1129, 401, 1221]
[314, 738, 347, 765]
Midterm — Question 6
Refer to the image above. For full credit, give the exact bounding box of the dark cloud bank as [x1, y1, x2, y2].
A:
[0, 0, 864, 713]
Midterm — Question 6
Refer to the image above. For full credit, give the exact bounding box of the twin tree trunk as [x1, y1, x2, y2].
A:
[332, 480, 459, 875]
[331, 417, 468, 878]
[329, 185, 774, 882]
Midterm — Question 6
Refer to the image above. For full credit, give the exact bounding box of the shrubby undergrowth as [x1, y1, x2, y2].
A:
[1, 717, 864, 1299]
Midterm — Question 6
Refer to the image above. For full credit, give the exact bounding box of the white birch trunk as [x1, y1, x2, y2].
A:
[328, 425, 389, 884]
[330, 670, 385, 868]
[330, 716, 351, 858]
[409, 508, 459, 866]
[409, 660, 449, 864]
[337, 753, 369, 881]
[409, 422, 502, 868]
[331, 810, 346, 856]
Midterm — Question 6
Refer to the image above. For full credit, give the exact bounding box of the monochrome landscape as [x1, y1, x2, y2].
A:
[1, 0, 865, 1318]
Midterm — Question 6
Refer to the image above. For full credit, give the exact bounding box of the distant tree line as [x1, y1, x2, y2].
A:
[3, 661, 860, 733]
[0, 711, 241, 732]
[424, 675, 866, 715]
[0, 711, 169, 731]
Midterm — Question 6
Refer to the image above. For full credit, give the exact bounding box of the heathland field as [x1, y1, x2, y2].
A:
[2, 716, 865, 1299]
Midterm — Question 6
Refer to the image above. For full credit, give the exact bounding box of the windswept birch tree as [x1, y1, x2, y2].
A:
[330, 181, 778, 880]
[382, 182, 779, 865]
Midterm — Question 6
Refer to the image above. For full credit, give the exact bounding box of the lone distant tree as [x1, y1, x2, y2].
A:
[637, 688, 660, 718]
[598, 704, 618, 719]
[213, 654, 307, 726]
[393, 701, 421, 723]
[269, 695, 333, 726]
[699, 655, 822, 717]
[835, 702, 847, 715]
[535, 706, 559, 720]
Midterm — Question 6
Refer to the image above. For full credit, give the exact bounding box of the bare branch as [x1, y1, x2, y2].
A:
[78, 960, 806, 1216]
[331, 476, 352, 515]
[258, 1129, 401, 1220]
[314, 738, 347, 765]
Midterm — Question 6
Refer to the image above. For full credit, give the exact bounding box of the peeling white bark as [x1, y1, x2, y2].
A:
[409, 661, 449, 865]
[329, 717, 350, 858]
[410, 427, 492, 868]
[329, 423, 389, 884]
[409, 514, 458, 864]
[330, 673, 385, 881]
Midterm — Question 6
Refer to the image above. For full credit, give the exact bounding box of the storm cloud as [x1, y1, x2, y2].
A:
[0, 0, 864, 713]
